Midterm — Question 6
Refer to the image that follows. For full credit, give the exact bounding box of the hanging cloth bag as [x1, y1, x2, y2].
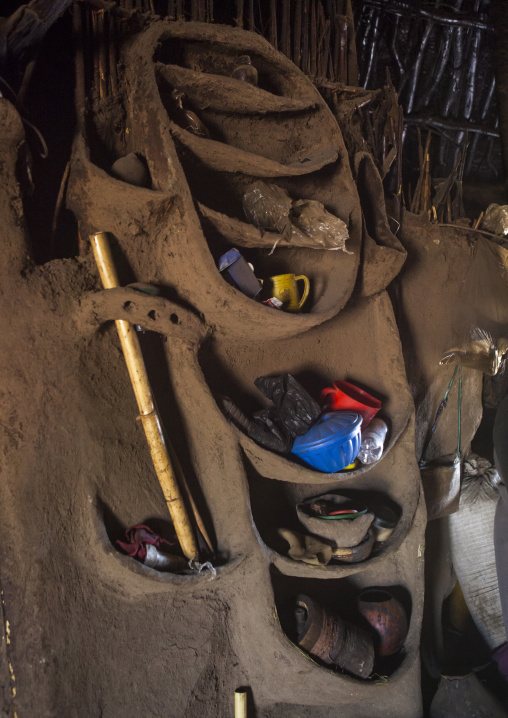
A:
[419, 366, 462, 521]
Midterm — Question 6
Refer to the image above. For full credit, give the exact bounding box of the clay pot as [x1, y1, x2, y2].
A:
[295, 594, 374, 678]
[357, 589, 408, 656]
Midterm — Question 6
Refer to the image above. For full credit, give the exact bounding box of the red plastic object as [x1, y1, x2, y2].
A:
[320, 381, 381, 428]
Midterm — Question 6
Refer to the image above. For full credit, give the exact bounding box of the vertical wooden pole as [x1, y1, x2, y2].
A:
[302, 0, 309, 74]
[293, 0, 302, 67]
[281, 0, 290, 58]
[309, 0, 317, 76]
[269, 0, 277, 48]
[107, 11, 118, 97]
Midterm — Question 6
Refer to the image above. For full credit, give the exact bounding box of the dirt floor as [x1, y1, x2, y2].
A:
[1, 18, 507, 718]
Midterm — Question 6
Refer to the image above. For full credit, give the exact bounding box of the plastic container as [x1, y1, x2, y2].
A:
[291, 411, 362, 473]
[357, 418, 388, 464]
[231, 55, 258, 86]
[218, 248, 262, 299]
[320, 381, 381, 427]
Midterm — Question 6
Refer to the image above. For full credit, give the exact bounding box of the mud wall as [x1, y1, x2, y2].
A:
[0, 20, 436, 718]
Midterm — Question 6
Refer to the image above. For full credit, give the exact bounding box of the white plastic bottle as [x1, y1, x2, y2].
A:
[357, 418, 388, 464]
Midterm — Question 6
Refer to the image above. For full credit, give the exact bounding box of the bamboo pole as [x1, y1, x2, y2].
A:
[90, 232, 198, 561]
[235, 690, 248, 718]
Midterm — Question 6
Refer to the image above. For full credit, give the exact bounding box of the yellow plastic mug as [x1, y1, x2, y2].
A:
[268, 273, 310, 312]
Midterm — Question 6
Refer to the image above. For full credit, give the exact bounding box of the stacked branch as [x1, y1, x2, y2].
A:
[354, 0, 501, 183]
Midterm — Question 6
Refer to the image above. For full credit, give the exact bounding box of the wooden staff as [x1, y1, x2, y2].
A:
[90, 232, 198, 561]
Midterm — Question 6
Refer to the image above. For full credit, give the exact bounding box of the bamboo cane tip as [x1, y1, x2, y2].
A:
[90, 231, 110, 242]
[234, 688, 248, 718]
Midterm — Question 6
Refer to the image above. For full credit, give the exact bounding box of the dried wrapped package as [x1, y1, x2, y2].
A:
[242, 180, 293, 235]
[482, 204, 508, 236]
[290, 198, 350, 251]
[242, 181, 350, 251]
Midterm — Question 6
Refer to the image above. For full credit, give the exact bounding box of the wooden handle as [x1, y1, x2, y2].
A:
[90, 232, 198, 560]
[294, 274, 310, 310]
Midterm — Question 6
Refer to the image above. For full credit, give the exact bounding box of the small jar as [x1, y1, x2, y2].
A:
[232, 55, 258, 86]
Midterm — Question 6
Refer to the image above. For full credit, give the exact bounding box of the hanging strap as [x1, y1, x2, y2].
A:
[421, 365, 461, 463]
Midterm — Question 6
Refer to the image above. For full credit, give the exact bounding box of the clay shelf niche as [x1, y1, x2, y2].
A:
[245, 460, 417, 580]
[119, 21, 362, 340]
[90, 496, 242, 591]
[235, 410, 411, 485]
[271, 571, 414, 682]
